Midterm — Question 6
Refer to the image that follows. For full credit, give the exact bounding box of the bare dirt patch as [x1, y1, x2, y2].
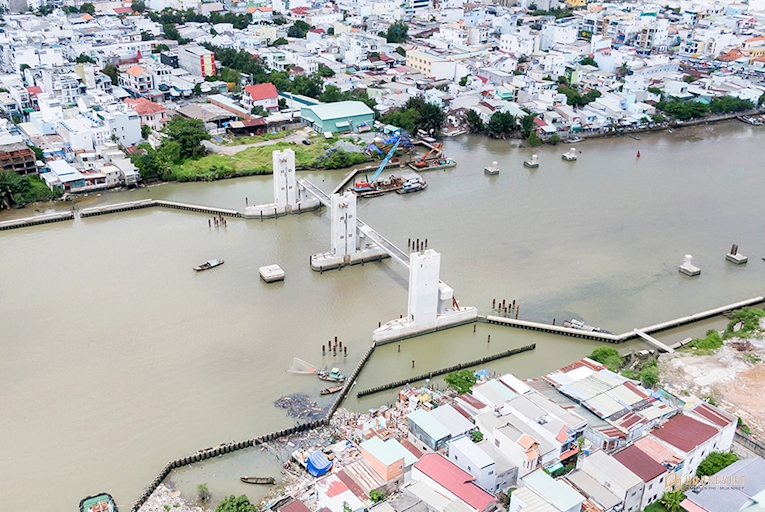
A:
[659, 333, 765, 439]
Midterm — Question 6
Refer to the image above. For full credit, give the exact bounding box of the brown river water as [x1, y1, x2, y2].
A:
[0, 122, 763, 510]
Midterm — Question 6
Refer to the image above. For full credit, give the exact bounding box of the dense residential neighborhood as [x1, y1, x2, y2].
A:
[3, 0, 765, 202]
[201, 356, 759, 512]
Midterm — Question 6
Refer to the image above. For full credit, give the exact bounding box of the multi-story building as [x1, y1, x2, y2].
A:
[0, 142, 37, 175]
[41, 68, 86, 105]
[241, 83, 279, 112]
[178, 45, 216, 77]
[118, 65, 153, 96]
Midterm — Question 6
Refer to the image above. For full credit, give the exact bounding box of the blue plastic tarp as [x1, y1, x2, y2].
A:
[306, 451, 332, 477]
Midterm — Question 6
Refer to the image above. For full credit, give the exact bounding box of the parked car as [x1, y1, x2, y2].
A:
[301, 139, 312, 145]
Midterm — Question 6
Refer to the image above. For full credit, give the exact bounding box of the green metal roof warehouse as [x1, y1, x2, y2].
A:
[300, 101, 375, 133]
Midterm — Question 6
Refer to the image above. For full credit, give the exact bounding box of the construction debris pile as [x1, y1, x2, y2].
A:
[274, 394, 329, 421]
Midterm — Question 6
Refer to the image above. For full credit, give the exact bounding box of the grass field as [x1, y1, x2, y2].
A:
[171, 141, 329, 181]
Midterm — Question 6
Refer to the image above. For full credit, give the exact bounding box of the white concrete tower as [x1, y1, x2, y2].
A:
[407, 249, 441, 329]
[330, 190, 358, 261]
[273, 149, 298, 211]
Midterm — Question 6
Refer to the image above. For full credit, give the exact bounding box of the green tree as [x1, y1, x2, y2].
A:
[141, 31, 154, 41]
[153, 43, 170, 54]
[319, 84, 345, 103]
[520, 112, 537, 138]
[466, 109, 484, 133]
[579, 56, 597, 67]
[656, 98, 709, 120]
[589, 347, 621, 365]
[193, 83, 202, 96]
[648, 87, 663, 95]
[660, 491, 686, 512]
[216, 495, 256, 512]
[487, 111, 516, 139]
[288, 20, 312, 38]
[395, 46, 406, 56]
[651, 113, 665, 124]
[251, 105, 269, 117]
[527, 131, 541, 146]
[162, 117, 210, 160]
[696, 452, 738, 477]
[327, 27, 334, 35]
[271, 37, 288, 46]
[197, 483, 211, 503]
[548, 133, 560, 145]
[639, 361, 660, 388]
[459, 75, 469, 87]
[131, 0, 146, 12]
[80, 2, 95, 14]
[318, 64, 335, 77]
[444, 370, 476, 394]
[75, 54, 95, 64]
[471, 430, 484, 442]
[369, 490, 387, 503]
[386, 20, 409, 43]
[0, 170, 20, 210]
[709, 96, 753, 114]
[342, 502, 352, 512]
[102, 64, 120, 85]
[141, 124, 152, 139]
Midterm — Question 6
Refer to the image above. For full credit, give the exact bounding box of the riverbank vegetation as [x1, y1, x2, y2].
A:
[656, 95, 754, 120]
[588, 347, 659, 388]
[380, 96, 446, 136]
[679, 308, 764, 355]
[0, 170, 62, 210]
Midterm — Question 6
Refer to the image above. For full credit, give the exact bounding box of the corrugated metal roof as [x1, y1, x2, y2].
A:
[524, 470, 585, 512]
[430, 404, 474, 437]
[513, 486, 559, 512]
[407, 409, 451, 442]
[584, 394, 625, 418]
[362, 437, 417, 468]
[565, 469, 622, 511]
[607, 385, 644, 407]
[612, 445, 667, 483]
[651, 414, 718, 453]
[301, 101, 374, 121]
[584, 451, 642, 489]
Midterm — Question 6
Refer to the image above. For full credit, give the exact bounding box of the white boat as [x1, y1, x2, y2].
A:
[562, 148, 578, 161]
[523, 155, 539, 168]
[484, 161, 499, 175]
[566, 137, 584, 143]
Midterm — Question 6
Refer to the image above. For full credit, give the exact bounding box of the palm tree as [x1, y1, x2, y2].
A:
[0, 170, 18, 210]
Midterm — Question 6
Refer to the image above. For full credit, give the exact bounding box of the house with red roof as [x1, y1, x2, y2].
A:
[242, 83, 279, 112]
[688, 402, 737, 452]
[613, 445, 668, 510]
[411, 453, 498, 512]
[124, 98, 169, 131]
[650, 413, 721, 481]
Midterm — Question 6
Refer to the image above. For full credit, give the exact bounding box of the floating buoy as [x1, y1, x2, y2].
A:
[637, 151, 641, 158]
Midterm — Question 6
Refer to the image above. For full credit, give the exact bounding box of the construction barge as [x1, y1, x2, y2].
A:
[349, 132, 453, 197]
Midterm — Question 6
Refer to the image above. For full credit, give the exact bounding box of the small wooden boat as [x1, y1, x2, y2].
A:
[194, 259, 224, 272]
[320, 385, 344, 395]
[240, 476, 276, 485]
[629, 134, 641, 140]
[318, 367, 345, 383]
